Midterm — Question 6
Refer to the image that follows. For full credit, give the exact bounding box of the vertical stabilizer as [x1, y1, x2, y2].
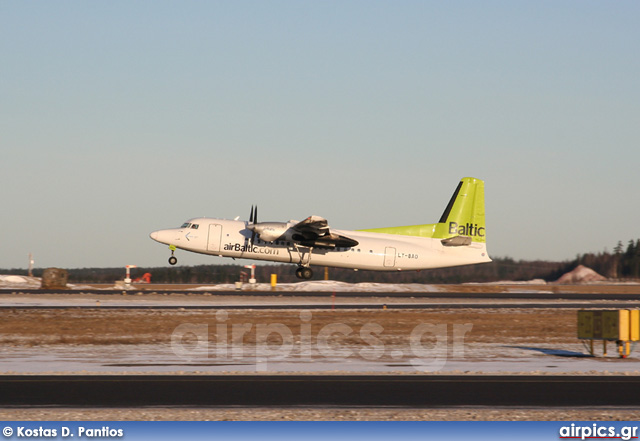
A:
[434, 177, 486, 243]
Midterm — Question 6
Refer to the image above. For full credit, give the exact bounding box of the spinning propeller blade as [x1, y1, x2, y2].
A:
[249, 205, 258, 245]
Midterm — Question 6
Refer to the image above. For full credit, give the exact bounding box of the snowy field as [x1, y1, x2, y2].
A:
[2, 273, 629, 294]
[0, 274, 447, 293]
[3, 273, 640, 376]
[2, 340, 640, 376]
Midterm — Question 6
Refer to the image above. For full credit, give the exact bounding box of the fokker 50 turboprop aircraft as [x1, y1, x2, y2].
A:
[150, 177, 491, 279]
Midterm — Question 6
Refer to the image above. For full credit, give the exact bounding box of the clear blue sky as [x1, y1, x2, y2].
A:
[2, 1, 639, 269]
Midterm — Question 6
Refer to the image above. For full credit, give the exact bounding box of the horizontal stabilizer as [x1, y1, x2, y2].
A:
[441, 235, 472, 247]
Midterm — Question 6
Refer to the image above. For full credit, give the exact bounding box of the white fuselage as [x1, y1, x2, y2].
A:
[150, 218, 491, 271]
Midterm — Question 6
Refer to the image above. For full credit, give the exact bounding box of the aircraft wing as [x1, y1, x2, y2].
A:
[292, 216, 330, 239]
[292, 216, 359, 248]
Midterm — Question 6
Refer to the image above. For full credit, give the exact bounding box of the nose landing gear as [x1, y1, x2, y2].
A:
[168, 245, 177, 265]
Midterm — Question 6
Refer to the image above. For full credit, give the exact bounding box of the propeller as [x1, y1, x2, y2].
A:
[248, 205, 258, 245]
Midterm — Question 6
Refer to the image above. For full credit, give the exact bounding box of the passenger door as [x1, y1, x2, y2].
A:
[207, 224, 222, 253]
[384, 247, 396, 267]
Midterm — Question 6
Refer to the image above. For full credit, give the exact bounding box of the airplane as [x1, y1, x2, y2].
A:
[149, 177, 491, 279]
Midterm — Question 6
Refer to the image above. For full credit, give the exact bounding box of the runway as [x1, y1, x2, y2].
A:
[4, 288, 640, 300]
[3, 289, 640, 310]
[2, 375, 640, 407]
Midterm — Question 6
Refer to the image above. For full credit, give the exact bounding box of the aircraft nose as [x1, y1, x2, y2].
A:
[150, 231, 160, 242]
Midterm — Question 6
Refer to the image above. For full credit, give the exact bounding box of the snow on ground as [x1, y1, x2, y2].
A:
[466, 279, 547, 285]
[0, 276, 443, 293]
[2, 342, 640, 375]
[556, 265, 606, 283]
[2, 273, 638, 292]
[0, 275, 42, 289]
[0, 275, 93, 290]
[0, 275, 444, 293]
[191, 280, 443, 293]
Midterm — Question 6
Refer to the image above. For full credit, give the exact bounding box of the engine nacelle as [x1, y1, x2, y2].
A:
[249, 222, 290, 242]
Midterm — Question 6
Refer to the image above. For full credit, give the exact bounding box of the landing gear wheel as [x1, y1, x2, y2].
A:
[168, 256, 178, 265]
[302, 267, 313, 279]
[296, 267, 313, 280]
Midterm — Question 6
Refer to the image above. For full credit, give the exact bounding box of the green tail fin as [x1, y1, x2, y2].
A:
[433, 177, 486, 243]
[359, 177, 486, 243]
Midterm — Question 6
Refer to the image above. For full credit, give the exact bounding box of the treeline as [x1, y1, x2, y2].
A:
[4, 239, 640, 284]
[576, 240, 640, 280]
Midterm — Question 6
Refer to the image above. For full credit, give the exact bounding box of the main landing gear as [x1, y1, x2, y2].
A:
[168, 246, 177, 265]
[295, 266, 313, 280]
[292, 243, 313, 280]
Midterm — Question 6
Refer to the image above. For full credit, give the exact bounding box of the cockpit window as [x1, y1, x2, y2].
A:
[191, 224, 199, 229]
[181, 223, 191, 228]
